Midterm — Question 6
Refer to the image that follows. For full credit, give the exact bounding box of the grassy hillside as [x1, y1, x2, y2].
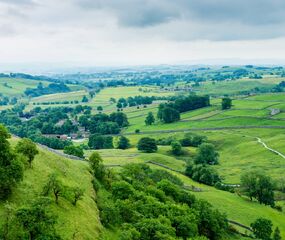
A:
[0, 138, 101, 240]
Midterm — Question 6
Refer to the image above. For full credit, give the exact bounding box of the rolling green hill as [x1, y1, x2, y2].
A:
[0, 138, 101, 240]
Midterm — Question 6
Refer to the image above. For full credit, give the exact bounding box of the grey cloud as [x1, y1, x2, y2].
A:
[0, 0, 35, 5]
[75, 0, 285, 27]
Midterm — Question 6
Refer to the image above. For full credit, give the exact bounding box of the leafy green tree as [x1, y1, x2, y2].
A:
[70, 187, 84, 206]
[15, 198, 60, 240]
[273, 227, 282, 240]
[171, 141, 183, 155]
[194, 143, 219, 165]
[89, 152, 105, 180]
[137, 137, 157, 153]
[63, 145, 84, 158]
[110, 112, 129, 127]
[112, 181, 134, 200]
[78, 115, 89, 131]
[81, 95, 88, 103]
[117, 136, 130, 150]
[145, 112, 155, 125]
[16, 138, 39, 168]
[251, 218, 273, 240]
[221, 97, 232, 110]
[240, 171, 275, 206]
[97, 106, 103, 112]
[158, 106, 180, 123]
[185, 164, 220, 186]
[42, 173, 64, 204]
[0, 125, 24, 199]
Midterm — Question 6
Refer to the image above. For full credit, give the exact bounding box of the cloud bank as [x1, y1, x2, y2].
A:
[0, 0, 285, 67]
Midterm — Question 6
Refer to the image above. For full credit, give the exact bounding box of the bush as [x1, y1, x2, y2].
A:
[63, 145, 84, 158]
[171, 141, 183, 155]
[137, 137, 157, 153]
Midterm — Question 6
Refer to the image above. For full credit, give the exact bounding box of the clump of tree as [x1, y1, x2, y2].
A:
[117, 136, 131, 150]
[194, 143, 219, 165]
[221, 97, 232, 110]
[15, 138, 39, 168]
[95, 163, 229, 240]
[240, 170, 275, 206]
[157, 104, 180, 123]
[180, 133, 207, 147]
[145, 112, 155, 125]
[0, 125, 24, 200]
[63, 145, 84, 158]
[137, 137, 157, 153]
[250, 218, 274, 240]
[185, 164, 220, 186]
[88, 134, 114, 149]
[171, 141, 183, 155]
[25, 82, 70, 97]
[14, 198, 60, 239]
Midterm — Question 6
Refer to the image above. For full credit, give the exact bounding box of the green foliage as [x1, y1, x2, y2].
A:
[63, 145, 84, 158]
[15, 138, 39, 167]
[88, 134, 114, 149]
[112, 181, 135, 200]
[95, 163, 228, 240]
[157, 104, 180, 123]
[0, 124, 24, 200]
[273, 227, 282, 240]
[185, 164, 220, 186]
[15, 197, 60, 239]
[251, 218, 273, 240]
[171, 141, 183, 155]
[42, 173, 64, 204]
[240, 171, 275, 206]
[145, 112, 155, 125]
[137, 137, 157, 153]
[89, 152, 106, 181]
[81, 95, 88, 102]
[221, 97, 232, 110]
[180, 133, 207, 147]
[194, 143, 219, 165]
[117, 136, 131, 150]
[70, 187, 84, 206]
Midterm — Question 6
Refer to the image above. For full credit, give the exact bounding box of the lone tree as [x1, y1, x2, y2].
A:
[221, 97, 232, 110]
[171, 141, 183, 156]
[250, 218, 273, 240]
[97, 106, 103, 112]
[194, 143, 219, 165]
[273, 227, 282, 240]
[71, 187, 84, 206]
[82, 95, 88, 103]
[16, 138, 39, 168]
[42, 173, 63, 204]
[137, 137, 157, 153]
[0, 125, 24, 199]
[117, 136, 130, 150]
[89, 152, 105, 180]
[240, 171, 275, 206]
[145, 112, 155, 125]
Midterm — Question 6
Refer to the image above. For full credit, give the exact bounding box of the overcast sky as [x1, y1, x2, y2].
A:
[1, 0, 285, 69]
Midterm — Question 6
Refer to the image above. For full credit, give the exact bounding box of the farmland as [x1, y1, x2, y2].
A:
[2, 66, 285, 239]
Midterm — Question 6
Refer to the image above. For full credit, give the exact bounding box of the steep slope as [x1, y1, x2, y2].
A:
[0, 138, 101, 240]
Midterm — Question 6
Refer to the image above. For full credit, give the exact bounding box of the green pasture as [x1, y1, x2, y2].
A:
[0, 77, 49, 96]
[193, 78, 276, 96]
